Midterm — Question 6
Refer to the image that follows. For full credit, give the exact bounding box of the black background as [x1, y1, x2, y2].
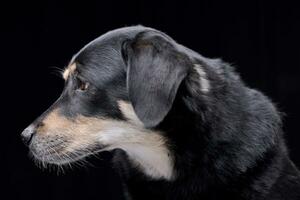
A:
[2, 0, 300, 199]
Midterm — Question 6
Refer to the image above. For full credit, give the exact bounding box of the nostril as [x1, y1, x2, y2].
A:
[21, 126, 36, 146]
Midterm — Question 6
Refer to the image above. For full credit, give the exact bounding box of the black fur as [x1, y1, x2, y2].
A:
[23, 25, 300, 200]
[122, 31, 191, 127]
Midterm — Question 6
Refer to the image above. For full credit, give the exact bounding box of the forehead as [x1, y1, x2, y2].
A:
[61, 48, 128, 102]
[66, 47, 126, 89]
[70, 26, 149, 67]
[62, 26, 150, 83]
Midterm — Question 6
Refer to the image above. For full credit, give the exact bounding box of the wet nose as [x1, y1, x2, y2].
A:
[21, 125, 36, 146]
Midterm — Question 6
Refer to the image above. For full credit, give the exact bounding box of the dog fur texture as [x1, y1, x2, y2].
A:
[21, 26, 300, 200]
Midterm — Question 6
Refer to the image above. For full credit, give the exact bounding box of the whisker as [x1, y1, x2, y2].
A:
[49, 66, 64, 78]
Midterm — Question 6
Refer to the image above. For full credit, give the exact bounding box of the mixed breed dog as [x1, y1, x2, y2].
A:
[22, 26, 300, 200]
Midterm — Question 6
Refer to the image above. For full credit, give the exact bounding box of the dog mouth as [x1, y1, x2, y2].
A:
[28, 136, 105, 166]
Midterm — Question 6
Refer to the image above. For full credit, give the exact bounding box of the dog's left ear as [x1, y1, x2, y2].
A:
[121, 31, 191, 128]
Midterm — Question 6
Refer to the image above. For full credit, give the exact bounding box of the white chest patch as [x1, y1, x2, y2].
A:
[97, 101, 175, 180]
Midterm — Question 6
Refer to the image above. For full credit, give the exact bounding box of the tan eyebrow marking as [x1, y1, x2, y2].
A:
[63, 63, 77, 80]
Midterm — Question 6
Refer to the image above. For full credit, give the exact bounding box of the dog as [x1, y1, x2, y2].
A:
[21, 25, 300, 200]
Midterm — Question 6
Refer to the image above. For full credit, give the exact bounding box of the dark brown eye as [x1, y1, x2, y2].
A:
[77, 80, 89, 91]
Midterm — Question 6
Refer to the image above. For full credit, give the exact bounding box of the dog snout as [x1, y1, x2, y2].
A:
[21, 125, 37, 146]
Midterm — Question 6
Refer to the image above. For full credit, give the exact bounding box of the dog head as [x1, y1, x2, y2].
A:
[21, 26, 209, 180]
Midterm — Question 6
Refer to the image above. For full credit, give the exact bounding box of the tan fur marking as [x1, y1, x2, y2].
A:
[37, 109, 107, 152]
[194, 64, 210, 92]
[97, 122, 175, 180]
[36, 108, 175, 180]
[117, 100, 143, 126]
[63, 63, 77, 80]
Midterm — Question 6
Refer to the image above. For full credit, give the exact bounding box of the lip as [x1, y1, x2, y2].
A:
[30, 147, 61, 160]
[30, 149, 82, 165]
[29, 143, 107, 165]
[29, 142, 66, 161]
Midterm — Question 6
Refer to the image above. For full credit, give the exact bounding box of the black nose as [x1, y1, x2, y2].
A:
[21, 126, 36, 146]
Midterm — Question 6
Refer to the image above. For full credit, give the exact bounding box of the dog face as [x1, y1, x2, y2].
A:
[21, 26, 200, 180]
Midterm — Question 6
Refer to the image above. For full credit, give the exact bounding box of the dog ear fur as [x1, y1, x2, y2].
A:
[121, 31, 191, 128]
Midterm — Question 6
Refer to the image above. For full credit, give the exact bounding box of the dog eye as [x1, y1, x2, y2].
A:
[77, 79, 89, 91]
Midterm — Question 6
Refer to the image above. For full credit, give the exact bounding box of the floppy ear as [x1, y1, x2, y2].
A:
[122, 32, 190, 128]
